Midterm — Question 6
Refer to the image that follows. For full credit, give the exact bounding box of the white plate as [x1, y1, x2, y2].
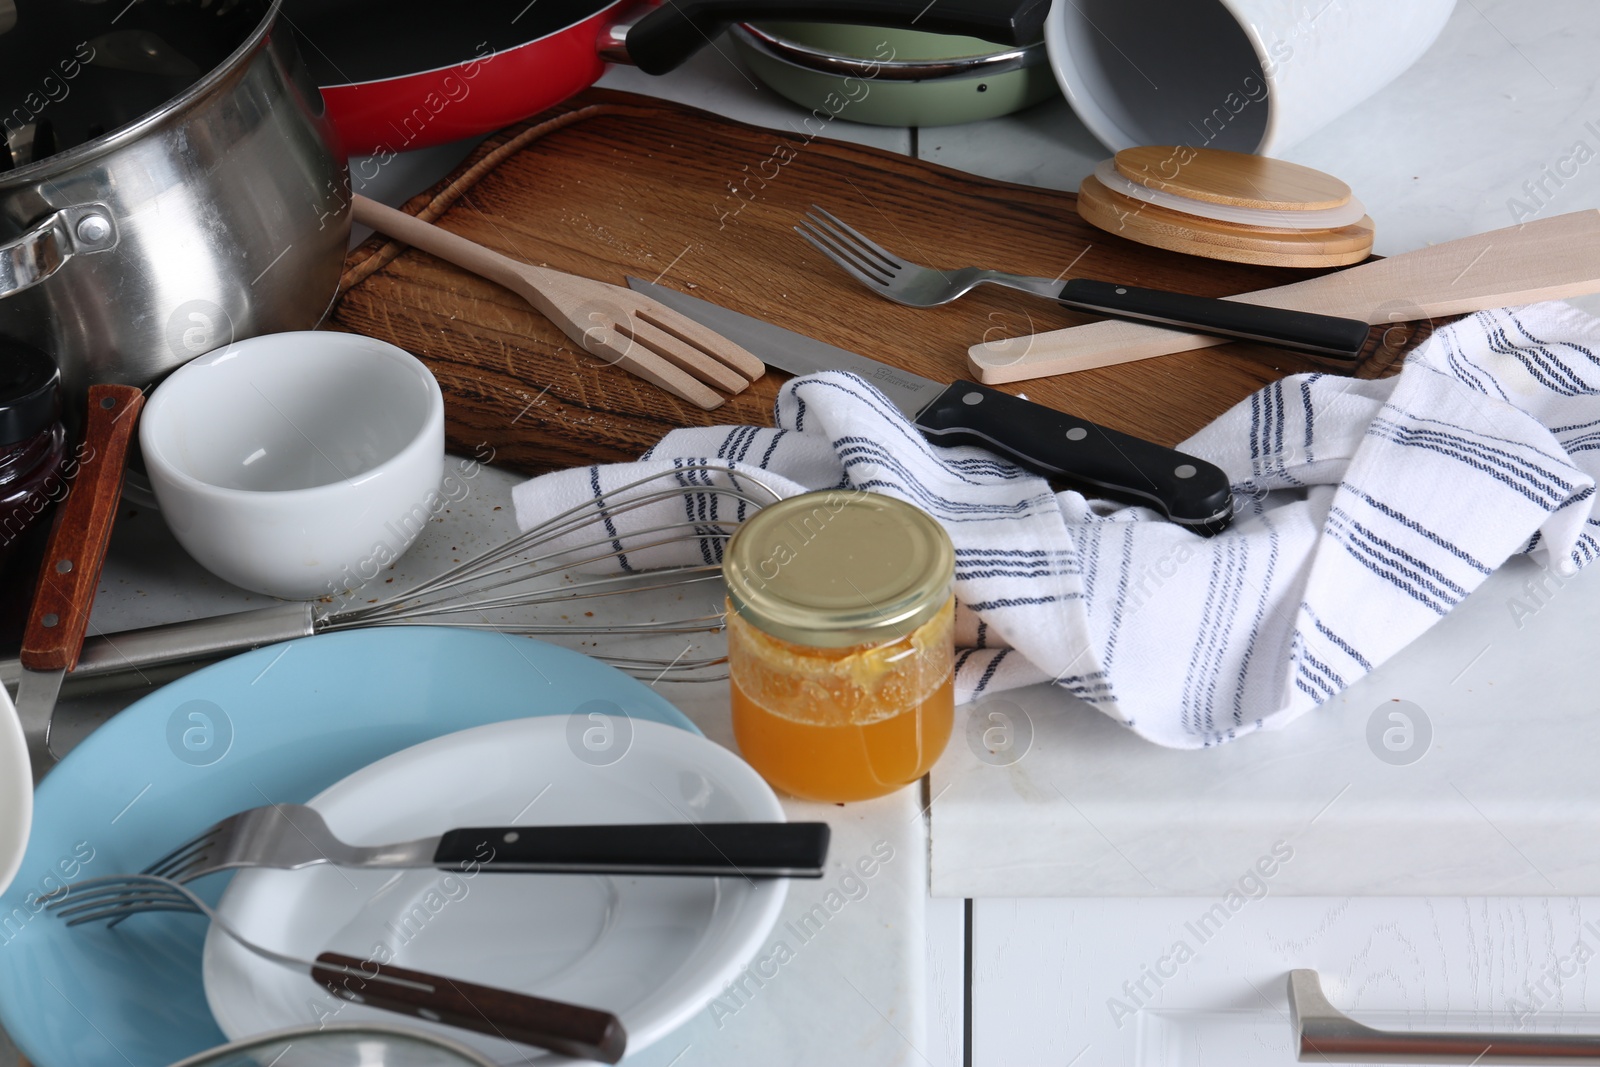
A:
[0, 685, 31, 896]
[202, 716, 787, 1063]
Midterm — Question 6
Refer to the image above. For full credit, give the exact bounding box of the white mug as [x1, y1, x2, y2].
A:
[1046, 0, 1457, 156]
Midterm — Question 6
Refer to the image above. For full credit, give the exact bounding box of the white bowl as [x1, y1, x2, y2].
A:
[141, 332, 445, 600]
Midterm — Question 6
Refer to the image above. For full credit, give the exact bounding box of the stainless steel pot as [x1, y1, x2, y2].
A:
[0, 0, 350, 407]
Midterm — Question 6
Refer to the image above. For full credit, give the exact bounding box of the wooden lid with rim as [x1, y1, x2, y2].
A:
[1077, 174, 1373, 268]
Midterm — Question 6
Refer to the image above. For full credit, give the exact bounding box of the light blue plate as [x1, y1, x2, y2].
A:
[0, 628, 696, 1067]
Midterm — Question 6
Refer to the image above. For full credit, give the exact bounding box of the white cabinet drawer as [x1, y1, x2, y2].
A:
[973, 898, 1600, 1065]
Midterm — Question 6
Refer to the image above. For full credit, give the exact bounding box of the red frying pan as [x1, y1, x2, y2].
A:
[281, 0, 1049, 155]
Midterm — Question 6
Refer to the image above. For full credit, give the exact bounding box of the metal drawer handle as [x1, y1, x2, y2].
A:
[0, 203, 118, 299]
[1290, 969, 1600, 1063]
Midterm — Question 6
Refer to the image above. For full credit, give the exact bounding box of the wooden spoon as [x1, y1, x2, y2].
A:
[352, 195, 764, 410]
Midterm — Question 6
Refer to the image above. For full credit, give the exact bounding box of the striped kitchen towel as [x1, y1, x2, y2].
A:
[511, 303, 1600, 747]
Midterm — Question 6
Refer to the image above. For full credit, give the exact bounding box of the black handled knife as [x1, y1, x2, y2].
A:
[1054, 279, 1371, 360]
[626, 278, 1235, 534]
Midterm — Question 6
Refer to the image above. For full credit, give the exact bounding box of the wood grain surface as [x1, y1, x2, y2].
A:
[330, 89, 1425, 478]
[1113, 146, 1353, 210]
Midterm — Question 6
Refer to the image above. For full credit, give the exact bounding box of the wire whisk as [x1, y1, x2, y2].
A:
[316, 463, 783, 678]
[3, 464, 784, 693]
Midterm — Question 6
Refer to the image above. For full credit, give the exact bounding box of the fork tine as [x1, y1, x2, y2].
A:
[139, 820, 226, 880]
[43, 876, 185, 909]
[634, 308, 765, 382]
[55, 891, 193, 926]
[798, 215, 896, 283]
[623, 315, 749, 393]
[45, 879, 196, 926]
[62, 902, 198, 928]
[143, 836, 219, 883]
[806, 206, 904, 274]
[795, 225, 898, 297]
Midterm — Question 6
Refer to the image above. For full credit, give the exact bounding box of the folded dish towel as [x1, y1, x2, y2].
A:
[512, 303, 1600, 747]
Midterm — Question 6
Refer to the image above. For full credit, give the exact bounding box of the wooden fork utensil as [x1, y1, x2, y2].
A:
[352, 196, 763, 409]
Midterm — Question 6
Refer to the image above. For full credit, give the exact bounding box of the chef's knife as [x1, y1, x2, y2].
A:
[18, 383, 143, 781]
[627, 277, 1235, 533]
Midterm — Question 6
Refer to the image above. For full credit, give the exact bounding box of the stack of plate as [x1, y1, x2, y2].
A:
[0, 628, 790, 1066]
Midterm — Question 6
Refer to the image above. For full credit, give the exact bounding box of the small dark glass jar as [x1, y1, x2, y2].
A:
[0, 343, 68, 577]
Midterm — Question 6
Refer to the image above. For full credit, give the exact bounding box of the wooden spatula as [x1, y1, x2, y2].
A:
[352, 196, 764, 410]
[967, 209, 1600, 383]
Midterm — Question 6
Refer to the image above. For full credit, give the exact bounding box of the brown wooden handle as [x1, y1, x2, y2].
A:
[352, 194, 549, 294]
[20, 384, 143, 672]
[312, 952, 628, 1064]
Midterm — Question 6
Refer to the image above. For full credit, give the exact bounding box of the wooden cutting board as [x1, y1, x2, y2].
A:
[332, 89, 1431, 476]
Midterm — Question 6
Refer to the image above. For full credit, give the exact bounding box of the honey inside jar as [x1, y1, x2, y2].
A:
[722, 490, 956, 803]
[729, 597, 954, 803]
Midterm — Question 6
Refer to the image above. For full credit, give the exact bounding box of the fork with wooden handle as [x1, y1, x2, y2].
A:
[966, 209, 1600, 383]
[352, 195, 764, 410]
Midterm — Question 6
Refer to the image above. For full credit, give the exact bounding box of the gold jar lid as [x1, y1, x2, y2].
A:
[724, 490, 954, 648]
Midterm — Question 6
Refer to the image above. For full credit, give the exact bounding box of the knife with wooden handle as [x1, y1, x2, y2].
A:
[18, 383, 143, 780]
[967, 209, 1600, 383]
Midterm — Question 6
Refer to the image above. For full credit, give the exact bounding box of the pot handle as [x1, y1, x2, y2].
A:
[0, 204, 119, 300]
[623, 0, 1051, 75]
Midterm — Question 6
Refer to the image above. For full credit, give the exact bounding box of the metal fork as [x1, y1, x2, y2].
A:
[140, 802, 831, 885]
[796, 205, 1064, 307]
[794, 205, 1373, 359]
[44, 874, 628, 1063]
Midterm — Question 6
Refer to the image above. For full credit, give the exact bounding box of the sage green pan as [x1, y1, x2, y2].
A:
[730, 21, 1058, 128]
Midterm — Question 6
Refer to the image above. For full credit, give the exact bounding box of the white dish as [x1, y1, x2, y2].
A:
[0, 685, 29, 896]
[203, 717, 788, 1063]
[140, 331, 445, 600]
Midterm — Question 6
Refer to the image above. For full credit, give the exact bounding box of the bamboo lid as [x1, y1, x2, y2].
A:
[1113, 146, 1353, 211]
[1077, 146, 1374, 268]
[1077, 175, 1374, 268]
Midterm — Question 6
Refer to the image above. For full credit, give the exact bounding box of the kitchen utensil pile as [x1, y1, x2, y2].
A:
[1, 0, 1597, 1061]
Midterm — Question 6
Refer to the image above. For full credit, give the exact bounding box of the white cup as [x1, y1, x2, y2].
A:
[1046, 0, 1456, 156]
[141, 332, 446, 600]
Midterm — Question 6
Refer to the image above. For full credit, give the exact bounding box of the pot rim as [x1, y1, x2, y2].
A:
[0, 0, 283, 186]
[731, 23, 1047, 82]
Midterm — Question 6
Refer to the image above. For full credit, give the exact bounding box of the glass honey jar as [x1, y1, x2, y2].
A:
[723, 489, 955, 803]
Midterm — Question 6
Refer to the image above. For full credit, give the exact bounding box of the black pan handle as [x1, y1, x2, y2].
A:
[1058, 279, 1372, 361]
[625, 0, 1051, 75]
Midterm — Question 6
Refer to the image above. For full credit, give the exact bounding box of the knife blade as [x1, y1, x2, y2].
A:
[18, 383, 144, 781]
[627, 278, 1234, 533]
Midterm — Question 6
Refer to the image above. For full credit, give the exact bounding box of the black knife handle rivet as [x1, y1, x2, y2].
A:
[504, 831, 520, 843]
[1066, 427, 1087, 441]
[962, 391, 984, 405]
[1175, 464, 1197, 479]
